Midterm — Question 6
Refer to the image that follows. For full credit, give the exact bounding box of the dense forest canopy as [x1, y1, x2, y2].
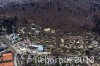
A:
[0, 0, 100, 33]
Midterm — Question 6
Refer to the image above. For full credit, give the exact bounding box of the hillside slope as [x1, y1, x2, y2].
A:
[0, 0, 100, 33]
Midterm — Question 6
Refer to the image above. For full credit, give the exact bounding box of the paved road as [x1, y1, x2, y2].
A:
[0, 36, 19, 66]
[0, 36, 18, 53]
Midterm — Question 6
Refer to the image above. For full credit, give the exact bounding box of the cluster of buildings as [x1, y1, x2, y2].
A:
[5, 33, 51, 65]
[0, 41, 14, 66]
[16, 22, 100, 65]
[0, 22, 100, 66]
[6, 33, 51, 55]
